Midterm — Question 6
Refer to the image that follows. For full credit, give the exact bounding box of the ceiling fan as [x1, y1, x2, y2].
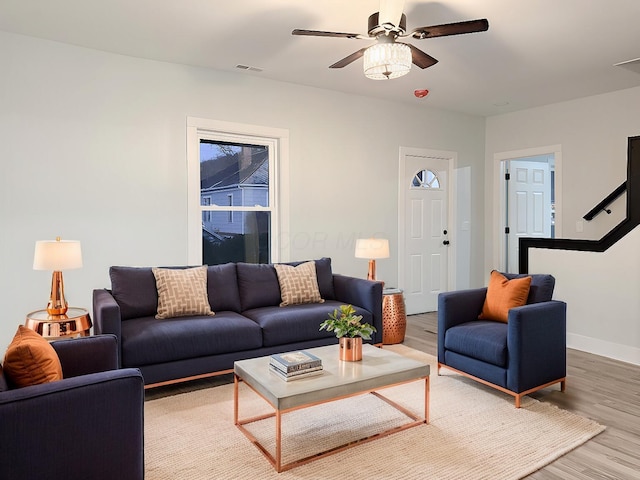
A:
[292, 0, 489, 80]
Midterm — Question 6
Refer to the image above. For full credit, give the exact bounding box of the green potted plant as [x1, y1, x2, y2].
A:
[319, 305, 376, 361]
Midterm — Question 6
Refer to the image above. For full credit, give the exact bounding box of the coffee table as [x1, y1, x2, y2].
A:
[233, 344, 430, 472]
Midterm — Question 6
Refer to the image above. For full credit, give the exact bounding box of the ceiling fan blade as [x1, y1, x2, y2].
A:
[407, 44, 438, 69]
[292, 29, 365, 40]
[379, 0, 405, 28]
[329, 48, 368, 68]
[409, 19, 489, 39]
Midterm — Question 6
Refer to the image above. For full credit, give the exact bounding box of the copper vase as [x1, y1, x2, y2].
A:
[339, 336, 363, 362]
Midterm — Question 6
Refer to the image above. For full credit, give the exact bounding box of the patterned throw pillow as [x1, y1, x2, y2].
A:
[274, 261, 324, 307]
[478, 270, 532, 323]
[152, 266, 215, 319]
[3, 326, 63, 388]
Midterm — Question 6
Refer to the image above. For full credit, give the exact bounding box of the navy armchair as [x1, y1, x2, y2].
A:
[0, 335, 144, 480]
[437, 273, 567, 407]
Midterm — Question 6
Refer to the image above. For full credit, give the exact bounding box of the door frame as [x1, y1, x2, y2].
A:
[398, 146, 457, 308]
[493, 145, 563, 272]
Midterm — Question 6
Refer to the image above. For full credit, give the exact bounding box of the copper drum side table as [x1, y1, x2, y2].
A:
[25, 307, 92, 339]
[382, 289, 406, 344]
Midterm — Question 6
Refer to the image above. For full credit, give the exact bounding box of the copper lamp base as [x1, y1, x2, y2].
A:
[366, 260, 385, 287]
[367, 259, 376, 281]
[46, 270, 69, 316]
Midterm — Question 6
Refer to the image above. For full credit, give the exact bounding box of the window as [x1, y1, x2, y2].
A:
[227, 194, 233, 223]
[187, 118, 289, 266]
[202, 197, 211, 222]
[411, 169, 440, 189]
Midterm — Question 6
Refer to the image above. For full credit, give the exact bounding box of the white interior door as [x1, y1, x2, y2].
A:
[506, 159, 551, 272]
[399, 152, 450, 314]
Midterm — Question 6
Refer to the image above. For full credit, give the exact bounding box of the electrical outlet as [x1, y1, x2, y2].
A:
[576, 220, 584, 233]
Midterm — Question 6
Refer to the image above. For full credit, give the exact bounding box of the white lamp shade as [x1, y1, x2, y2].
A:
[33, 239, 83, 271]
[363, 43, 411, 80]
[355, 238, 390, 259]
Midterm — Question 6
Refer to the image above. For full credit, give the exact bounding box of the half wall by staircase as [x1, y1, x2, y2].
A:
[520, 136, 640, 365]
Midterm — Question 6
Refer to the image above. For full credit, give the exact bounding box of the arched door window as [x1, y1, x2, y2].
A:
[411, 169, 440, 189]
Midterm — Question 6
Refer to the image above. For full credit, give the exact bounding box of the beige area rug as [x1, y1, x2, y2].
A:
[145, 345, 604, 479]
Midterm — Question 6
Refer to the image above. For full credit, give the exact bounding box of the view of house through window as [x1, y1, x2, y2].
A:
[199, 140, 271, 265]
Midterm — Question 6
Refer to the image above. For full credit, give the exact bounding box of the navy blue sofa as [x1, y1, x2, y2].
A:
[437, 273, 567, 407]
[93, 258, 383, 387]
[0, 335, 144, 480]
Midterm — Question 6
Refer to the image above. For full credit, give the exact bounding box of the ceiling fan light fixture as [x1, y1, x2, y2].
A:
[363, 42, 411, 80]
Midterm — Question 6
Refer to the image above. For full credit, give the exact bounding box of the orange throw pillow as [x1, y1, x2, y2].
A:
[3, 326, 63, 388]
[478, 271, 532, 323]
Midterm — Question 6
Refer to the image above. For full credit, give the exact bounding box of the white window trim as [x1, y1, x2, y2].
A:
[186, 117, 290, 265]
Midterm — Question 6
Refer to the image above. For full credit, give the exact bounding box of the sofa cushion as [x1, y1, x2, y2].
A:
[503, 272, 555, 304]
[237, 263, 281, 311]
[110, 266, 158, 320]
[287, 257, 335, 300]
[152, 266, 215, 319]
[207, 263, 241, 313]
[243, 300, 370, 347]
[3, 326, 63, 388]
[274, 261, 324, 306]
[120, 312, 263, 367]
[444, 320, 509, 367]
[237, 259, 336, 311]
[111, 265, 243, 320]
[444, 350, 508, 388]
[479, 270, 531, 323]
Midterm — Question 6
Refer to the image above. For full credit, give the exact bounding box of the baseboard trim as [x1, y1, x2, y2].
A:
[568, 332, 640, 366]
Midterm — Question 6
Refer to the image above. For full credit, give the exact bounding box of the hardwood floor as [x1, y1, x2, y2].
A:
[405, 312, 640, 480]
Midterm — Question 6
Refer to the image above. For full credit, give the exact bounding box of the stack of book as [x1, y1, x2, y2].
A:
[269, 350, 323, 382]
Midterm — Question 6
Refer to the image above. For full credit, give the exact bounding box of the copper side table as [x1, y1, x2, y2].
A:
[382, 289, 406, 344]
[25, 307, 92, 339]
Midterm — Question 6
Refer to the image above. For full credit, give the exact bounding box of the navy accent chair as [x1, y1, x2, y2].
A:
[437, 273, 567, 408]
[0, 335, 144, 480]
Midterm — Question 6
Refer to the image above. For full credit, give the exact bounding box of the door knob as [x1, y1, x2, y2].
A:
[443, 240, 450, 245]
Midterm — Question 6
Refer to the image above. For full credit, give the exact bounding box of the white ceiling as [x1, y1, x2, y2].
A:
[2, 0, 640, 117]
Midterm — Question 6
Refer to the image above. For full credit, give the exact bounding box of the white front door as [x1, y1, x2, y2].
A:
[399, 150, 451, 314]
[506, 159, 552, 272]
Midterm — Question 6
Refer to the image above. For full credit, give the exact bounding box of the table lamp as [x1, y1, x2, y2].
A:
[33, 237, 83, 315]
[354, 238, 390, 281]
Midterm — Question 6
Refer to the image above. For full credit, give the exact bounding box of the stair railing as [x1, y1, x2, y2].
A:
[519, 135, 640, 274]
